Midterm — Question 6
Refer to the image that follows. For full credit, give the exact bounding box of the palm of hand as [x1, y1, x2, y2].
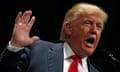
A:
[11, 10, 39, 47]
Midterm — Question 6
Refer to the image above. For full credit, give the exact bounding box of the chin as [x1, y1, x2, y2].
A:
[84, 49, 95, 56]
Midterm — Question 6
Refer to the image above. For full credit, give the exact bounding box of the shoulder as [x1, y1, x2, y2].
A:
[31, 40, 63, 46]
[29, 40, 64, 50]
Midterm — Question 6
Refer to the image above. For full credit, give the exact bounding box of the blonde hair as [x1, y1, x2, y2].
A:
[60, 2, 108, 41]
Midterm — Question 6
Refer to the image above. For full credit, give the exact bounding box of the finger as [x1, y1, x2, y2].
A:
[31, 36, 40, 42]
[29, 36, 40, 45]
[21, 10, 32, 24]
[15, 11, 22, 24]
[27, 16, 36, 29]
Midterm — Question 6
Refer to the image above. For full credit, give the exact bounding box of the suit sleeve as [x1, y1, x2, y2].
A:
[0, 46, 30, 72]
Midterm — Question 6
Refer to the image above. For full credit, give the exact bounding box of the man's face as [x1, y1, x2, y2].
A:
[66, 14, 103, 57]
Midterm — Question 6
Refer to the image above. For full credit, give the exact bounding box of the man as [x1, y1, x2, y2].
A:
[0, 2, 108, 72]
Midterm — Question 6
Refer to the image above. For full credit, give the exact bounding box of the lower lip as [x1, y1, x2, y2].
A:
[84, 41, 94, 48]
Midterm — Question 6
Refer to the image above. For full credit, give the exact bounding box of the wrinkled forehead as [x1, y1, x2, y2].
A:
[78, 13, 104, 22]
[69, 13, 104, 24]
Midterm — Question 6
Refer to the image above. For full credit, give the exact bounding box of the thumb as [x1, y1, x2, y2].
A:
[31, 36, 40, 42]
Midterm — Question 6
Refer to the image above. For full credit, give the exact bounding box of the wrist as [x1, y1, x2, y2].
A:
[9, 41, 24, 48]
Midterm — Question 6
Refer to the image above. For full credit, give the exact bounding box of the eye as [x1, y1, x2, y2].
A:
[97, 23, 103, 30]
[83, 21, 92, 26]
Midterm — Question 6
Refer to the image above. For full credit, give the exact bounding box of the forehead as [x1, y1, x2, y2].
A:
[75, 14, 104, 24]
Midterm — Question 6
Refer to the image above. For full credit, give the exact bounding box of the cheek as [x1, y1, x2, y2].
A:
[71, 26, 88, 41]
[94, 33, 102, 47]
[74, 26, 87, 34]
[72, 30, 84, 39]
[97, 33, 102, 41]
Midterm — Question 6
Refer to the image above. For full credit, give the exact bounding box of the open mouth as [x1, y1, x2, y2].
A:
[86, 38, 95, 44]
[85, 37, 95, 48]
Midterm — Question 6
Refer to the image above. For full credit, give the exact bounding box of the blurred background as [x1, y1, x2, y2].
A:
[0, 0, 119, 72]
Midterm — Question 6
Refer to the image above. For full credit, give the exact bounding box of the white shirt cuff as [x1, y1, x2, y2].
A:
[7, 41, 24, 52]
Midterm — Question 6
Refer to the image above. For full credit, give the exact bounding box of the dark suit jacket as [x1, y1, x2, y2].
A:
[0, 40, 99, 72]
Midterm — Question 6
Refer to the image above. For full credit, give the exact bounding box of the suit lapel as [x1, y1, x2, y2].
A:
[48, 43, 64, 72]
[87, 58, 99, 72]
[87, 59, 92, 72]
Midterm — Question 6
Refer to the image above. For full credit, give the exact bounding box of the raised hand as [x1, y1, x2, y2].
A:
[10, 10, 40, 48]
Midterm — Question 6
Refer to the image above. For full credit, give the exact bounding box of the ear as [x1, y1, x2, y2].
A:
[64, 23, 72, 36]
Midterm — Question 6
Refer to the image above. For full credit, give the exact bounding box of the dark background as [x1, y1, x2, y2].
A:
[0, 0, 119, 72]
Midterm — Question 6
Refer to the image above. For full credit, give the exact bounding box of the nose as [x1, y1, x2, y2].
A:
[90, 24, 97, 34]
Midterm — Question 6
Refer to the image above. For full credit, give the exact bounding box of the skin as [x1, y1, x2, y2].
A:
[64, 14, 104, 58]
[11, 10, 39, 47]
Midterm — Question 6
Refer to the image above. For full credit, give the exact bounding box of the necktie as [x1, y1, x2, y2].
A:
[68, 55, 81, 72]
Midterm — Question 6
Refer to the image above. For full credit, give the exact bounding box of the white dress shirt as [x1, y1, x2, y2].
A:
[63, 42, 88, 72]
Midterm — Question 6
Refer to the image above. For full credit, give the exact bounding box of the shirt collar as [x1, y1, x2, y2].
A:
[64, 42, 75, 60]
[63, 42, 88, 61]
